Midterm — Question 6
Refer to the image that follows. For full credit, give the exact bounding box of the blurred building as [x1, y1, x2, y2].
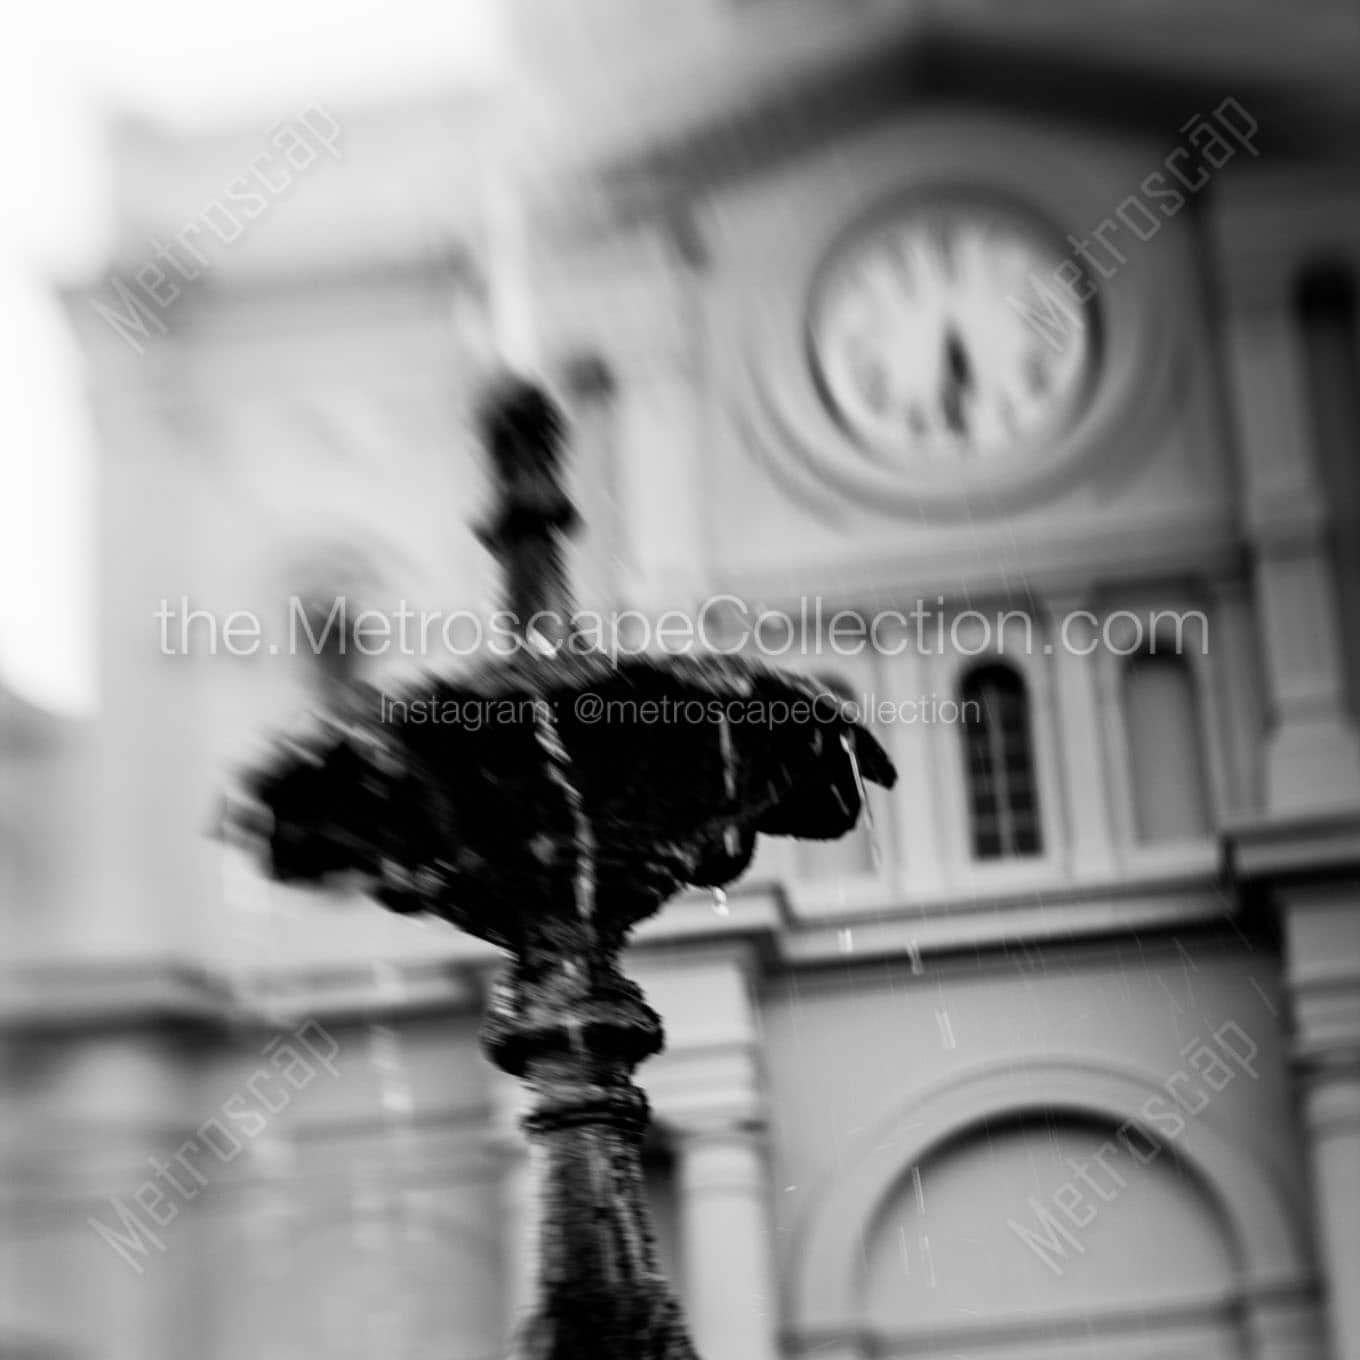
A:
[6, 2, 1360, 1359]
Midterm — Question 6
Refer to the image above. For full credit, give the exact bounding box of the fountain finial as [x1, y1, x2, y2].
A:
[476, 377, 579, 634]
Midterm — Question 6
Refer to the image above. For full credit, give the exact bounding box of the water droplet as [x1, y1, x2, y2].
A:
[712, 887, 730, 916]
[525, 623, 559, 656]
[838, 928, 854, 954]
[841, 731, 883, 869]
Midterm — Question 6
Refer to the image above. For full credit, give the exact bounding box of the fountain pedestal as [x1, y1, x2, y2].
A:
[485, 946, 696, 1358]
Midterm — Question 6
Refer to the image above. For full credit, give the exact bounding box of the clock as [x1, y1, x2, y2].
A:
[807, 196, 1097, 463]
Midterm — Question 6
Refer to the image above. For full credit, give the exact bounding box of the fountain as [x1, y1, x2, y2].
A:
[222, 376, 896, 1359]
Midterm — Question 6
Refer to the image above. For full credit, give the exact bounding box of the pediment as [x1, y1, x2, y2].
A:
[539, 3, 1360, 235]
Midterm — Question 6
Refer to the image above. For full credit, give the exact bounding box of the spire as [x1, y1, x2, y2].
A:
[475, 377, 580, 638]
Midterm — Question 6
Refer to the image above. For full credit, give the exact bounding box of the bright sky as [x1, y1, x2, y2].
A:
[0, 0, 507, 715]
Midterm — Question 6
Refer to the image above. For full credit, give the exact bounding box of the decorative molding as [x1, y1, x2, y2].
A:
[787, 1287, 1317, 1360]
[655, 867, 1240, 965]
[1296, 1044, 1360, 1096]
[0, 955, 487, 1035]
[709, 505, 1242, 607]
[1, 860, 1255, 1038]
[1225, 812, 1360, 881]
[575, 10, 1360, 240]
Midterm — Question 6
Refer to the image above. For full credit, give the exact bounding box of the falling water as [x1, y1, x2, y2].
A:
[841, 731, 882, 869]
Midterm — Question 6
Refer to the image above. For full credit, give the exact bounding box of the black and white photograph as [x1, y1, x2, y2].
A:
[2, 2, 1359, 1357]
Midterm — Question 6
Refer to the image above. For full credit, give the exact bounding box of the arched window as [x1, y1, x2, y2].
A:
[1123, 653, 1211, 843]
[959, 663, 1042, 859]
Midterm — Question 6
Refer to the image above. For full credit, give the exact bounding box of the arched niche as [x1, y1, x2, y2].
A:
[788, 1060, 1314, 1358]
[862, 1115, 1235, 1352]
[1122, 650, 1213, 843]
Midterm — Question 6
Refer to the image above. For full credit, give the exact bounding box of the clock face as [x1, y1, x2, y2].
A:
[809, 199, 1096, 463]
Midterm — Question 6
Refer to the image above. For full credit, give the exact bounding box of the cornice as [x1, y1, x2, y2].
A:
[1225, 811, 1360, 882]
[542, 8, 1360, 239]
[0, 861, 1262, 1039]
[707, 509, 1244, 612]
[0, 953, 487, 1038]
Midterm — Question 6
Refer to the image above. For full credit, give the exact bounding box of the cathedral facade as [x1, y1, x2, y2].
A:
[6, 3, 1360, 1358]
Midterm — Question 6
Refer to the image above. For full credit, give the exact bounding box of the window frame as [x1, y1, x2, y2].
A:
[935, 616, 1066, 889]
[958, 661, 1046, 862]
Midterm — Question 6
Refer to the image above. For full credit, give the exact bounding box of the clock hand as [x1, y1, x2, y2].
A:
[940, 324, 974, 441]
